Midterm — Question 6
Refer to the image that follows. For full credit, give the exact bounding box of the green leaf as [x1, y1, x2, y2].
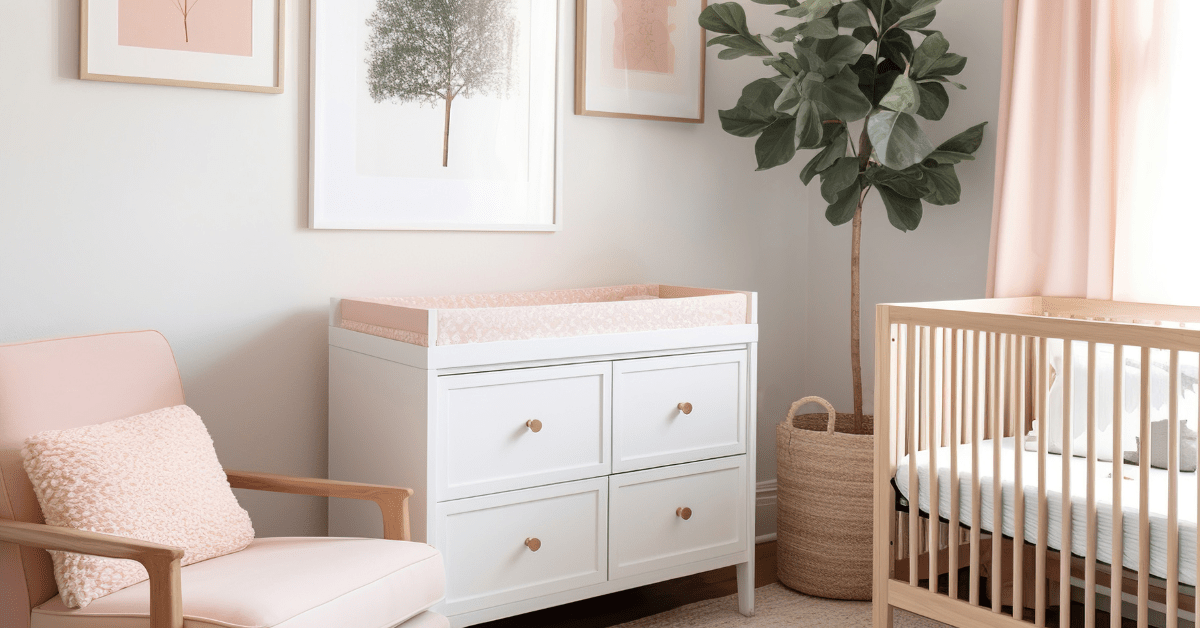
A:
[915, 81, 948, 120]
[717, 78, 782, 137]
[803, 67, 872, 123]
[797, 18, 839, 39]
[868, 165, 934, 199]
[795, 100, 825, 149]
[925, 53, 967, 77]
[756, 118, 798, 170]
[837, 1, 872, 29]
[826, 181, 861, 226]
[910, 31, 948, 78]
[794, 40, 824, 73]
[751, 0, 799, 6]
[820, 157, 861, 202]
[922, 164, 961, 205]
[864, 0, 886, 23]
[851, 25, 877, 45]
[918, 75, 966, 90]
[867, 110, 935, 170]
[891, 0, 941, 31]
[878, 28, 914, 70]
[769, 24, 803, 43]
[936, 121, 987, 154]
[815, 35, 867, 77]
[774, 74, 803, 113]
[879, 75, 921, 114]
[895, 9, 936, 31]
[923, 150, 974, 165]
[799, 127, 848, 184]
[778, 0, 835, 19]
[700, 2, 752, 35]
[878, 185, 924, 232]
[708, 33, 773, 58]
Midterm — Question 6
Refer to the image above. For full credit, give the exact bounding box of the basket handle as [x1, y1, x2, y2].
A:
[786, 396, 838, 435]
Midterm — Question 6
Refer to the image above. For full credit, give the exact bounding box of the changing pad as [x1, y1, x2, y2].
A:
[337, 284, 751, 347]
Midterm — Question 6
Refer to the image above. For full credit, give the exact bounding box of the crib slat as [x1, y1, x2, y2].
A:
[950, 328, 962, 602]
[1111, 344, 1124, 628]
[908, 324, 919, 586]
[1013, 335, 1026, 616]
[991, 333, 1003, 613]
[1036, 337, 1049, 628]
[890, 324, 901, 579]
[928, 327, 940, 593]
[1085, 342, 1098, 628]
[970, 330, 983, 607]
[1138, 346, 1151, 628]
[1167, 350, 1180, 628]
[1060, 340, 1073, 628]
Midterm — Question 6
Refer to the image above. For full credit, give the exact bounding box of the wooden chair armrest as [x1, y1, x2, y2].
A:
[0, 519, 183, 628]
[223, 469, 413, 541]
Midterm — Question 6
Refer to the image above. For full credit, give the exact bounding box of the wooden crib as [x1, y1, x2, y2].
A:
[874, 297, 1200, 628]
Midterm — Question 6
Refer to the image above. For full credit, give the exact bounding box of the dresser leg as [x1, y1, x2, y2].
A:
[736, 560, 755, 616]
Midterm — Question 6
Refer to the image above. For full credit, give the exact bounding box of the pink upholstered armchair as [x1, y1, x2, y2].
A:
[0, 331, 446, 628]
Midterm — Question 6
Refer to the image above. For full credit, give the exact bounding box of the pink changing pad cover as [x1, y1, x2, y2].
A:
[338, 285, 750, 347]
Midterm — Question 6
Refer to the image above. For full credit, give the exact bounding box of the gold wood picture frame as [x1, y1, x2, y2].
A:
[575, 0, 707, 123]
[80, 0, 285, 94]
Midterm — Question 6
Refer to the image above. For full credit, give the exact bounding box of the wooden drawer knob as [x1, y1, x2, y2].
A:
[677, 402, 693, 415]
[676, 507, 692, 521]
[526, 419, 543, 433]
[525, 537, 541, 552]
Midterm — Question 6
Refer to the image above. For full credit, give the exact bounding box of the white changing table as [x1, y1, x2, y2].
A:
[326, 286, 759, 627]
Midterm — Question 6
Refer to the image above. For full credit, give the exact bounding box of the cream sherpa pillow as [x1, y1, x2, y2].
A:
[22, 405, 255, 608]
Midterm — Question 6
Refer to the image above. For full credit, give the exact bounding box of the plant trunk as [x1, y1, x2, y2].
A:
[442, 93, 454, 168]
[850, 126, 873, 431]
[183, 14, 189, 42]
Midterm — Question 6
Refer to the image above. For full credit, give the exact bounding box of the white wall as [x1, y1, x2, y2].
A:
[802, 1, 1004, 418]
[0, 1, 806, 537]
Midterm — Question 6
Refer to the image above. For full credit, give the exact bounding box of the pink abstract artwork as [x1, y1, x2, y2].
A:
[118, 0, 253, 57]
[612, 0, 676, 74]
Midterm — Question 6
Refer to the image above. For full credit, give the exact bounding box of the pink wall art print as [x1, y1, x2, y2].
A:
[118, 0, 253, 56]
[576, 0, 705, 123]
[612, 0, 676, 75]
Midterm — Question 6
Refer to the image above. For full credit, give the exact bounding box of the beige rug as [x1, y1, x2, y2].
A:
[612, 584, 951, 628]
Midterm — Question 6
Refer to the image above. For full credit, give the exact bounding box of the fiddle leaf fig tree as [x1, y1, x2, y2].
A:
[701, 0, 985, 431]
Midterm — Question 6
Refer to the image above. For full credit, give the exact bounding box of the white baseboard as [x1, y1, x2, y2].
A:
[755, 479, 777, 540]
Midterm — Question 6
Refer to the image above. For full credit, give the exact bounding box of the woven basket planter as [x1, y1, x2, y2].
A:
[776, 396, 874, 600]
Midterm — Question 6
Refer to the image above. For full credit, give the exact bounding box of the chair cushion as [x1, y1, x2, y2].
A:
[29, 537, 445, 628]
[23, 405, 255, 608]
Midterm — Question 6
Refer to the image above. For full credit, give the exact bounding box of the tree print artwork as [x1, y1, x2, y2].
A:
[168, 0, 200, 42]
[365, 0, 518, 168]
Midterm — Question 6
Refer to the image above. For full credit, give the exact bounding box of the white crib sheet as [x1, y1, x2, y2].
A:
[895, 437, 1198, 585]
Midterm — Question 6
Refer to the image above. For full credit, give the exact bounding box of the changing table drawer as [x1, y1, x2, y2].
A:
[436, 362, 612, 500]
[612, 351, 747, 472]
[609, 457, 748, 580]
[435, 478, 608, 615]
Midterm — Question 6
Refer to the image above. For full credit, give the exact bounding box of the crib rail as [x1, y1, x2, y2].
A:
[874, 298, 1200, 628]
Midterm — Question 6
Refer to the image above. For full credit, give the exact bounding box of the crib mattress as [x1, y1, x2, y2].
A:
[895, 437, 1199, 585]
[337, 284, 751, 347]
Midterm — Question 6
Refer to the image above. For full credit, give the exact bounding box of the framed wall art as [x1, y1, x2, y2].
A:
[575, 0, 706, 123]
[309, 0, 567, 231]
[80, 0, 285, 93]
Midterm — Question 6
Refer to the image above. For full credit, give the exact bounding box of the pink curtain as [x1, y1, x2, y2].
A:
[986, 0, 1186, 304]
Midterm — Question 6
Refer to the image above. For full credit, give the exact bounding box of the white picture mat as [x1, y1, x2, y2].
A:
[310, 0, 565, 231]
[85, 0, 278, 87]
[582, 0, 703, 120]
